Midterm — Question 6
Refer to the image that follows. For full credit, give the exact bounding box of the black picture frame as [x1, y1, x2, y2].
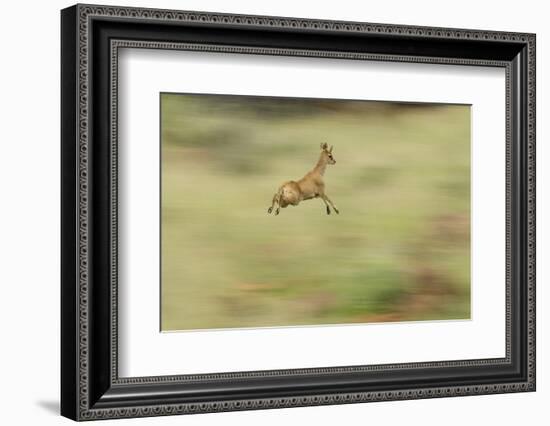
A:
[61, 3, 536, 421]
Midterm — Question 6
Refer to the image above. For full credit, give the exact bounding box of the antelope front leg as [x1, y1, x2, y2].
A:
[322, 194, 339, 214]
[320, 197, 331, 215]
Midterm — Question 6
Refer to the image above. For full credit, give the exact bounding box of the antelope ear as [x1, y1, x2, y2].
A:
[329, 145, 333, 153]
[320, 142, 328, 150]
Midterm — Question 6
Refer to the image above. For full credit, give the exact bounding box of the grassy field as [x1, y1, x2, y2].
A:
[160, 93, 470, 331]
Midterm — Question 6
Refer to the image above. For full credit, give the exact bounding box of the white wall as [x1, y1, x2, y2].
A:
[0, 0, 546, 424]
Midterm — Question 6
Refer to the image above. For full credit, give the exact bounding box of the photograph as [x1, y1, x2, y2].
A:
[160, 93, 471, 331]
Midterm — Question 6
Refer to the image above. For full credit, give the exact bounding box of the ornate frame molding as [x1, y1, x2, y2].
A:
[61, 4, 536, 421]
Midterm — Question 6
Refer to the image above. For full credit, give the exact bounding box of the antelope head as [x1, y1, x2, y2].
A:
[320, 142, 336, 165]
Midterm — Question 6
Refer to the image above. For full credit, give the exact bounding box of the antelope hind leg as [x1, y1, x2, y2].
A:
[267, 193, 278, 214]
[275, 192, 283, 215]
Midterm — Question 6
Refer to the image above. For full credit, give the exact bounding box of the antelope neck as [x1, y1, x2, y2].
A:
[314, 153, 329, 176]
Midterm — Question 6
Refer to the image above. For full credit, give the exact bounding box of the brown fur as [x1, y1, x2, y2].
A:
[267, 143, 339, 215]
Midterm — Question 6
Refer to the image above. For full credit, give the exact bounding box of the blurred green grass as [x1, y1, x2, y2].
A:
[161, 93, 470, 330]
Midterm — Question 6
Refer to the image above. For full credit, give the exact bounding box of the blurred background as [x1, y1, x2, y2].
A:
[161, 93, 470, 331]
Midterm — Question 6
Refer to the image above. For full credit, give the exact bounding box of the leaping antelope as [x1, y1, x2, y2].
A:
[267, 143, 339, 216]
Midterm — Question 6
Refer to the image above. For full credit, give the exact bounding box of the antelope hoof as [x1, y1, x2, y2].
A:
[275, 208, 280, 215]
[267, 207, 273, 214]
[326, 206, 331, 215]
[334, 208, 339, 214]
